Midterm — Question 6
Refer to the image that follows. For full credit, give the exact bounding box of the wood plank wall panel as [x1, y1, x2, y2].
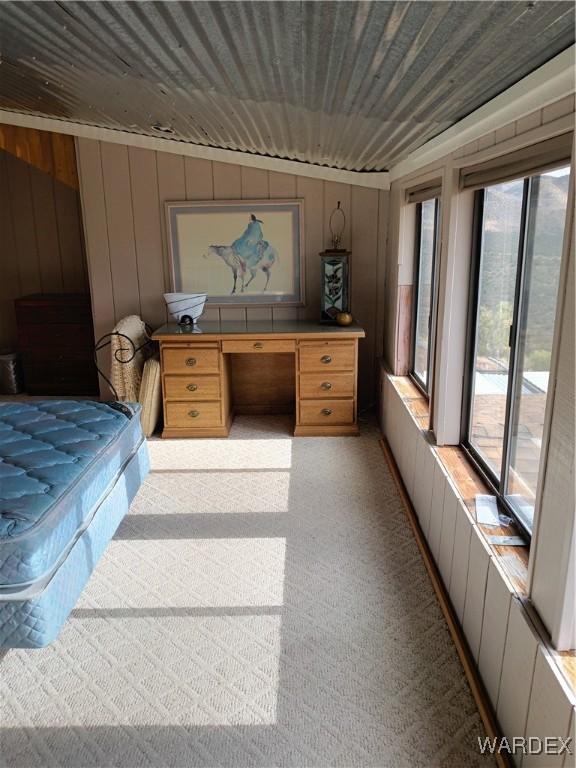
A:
[437, 485, 458, 588]
[184, 157, 214, 200]
[156, 151, 186, 320]
[241, 167, 269, 199]
[524, 649, 574, 768]
[400, 406, 419, 501]
[30, 166, 63, 292]
[0, 124, 81, 190]
[51, 132, 80, 189]
[55, 180, 87, 293]
[0, 124, 88, 348]
[428, 461, 447, 560]
[462, 531, 491, 661]
[5, 152, 42, 297]
[375, 189, 389, 364]
[497, 598, 540, 743]
[296, 176, 324, 323]
[478, 560, 513, 705]
[213, 161, 242, 200]
[0, 151, 20, 347]
[269, 171, 297, 199]
[77, 138, 387, 406]
[76, 137, 115, 390]
[351, 186, 379, 408]
[100, 143, 141, 320]
[128, 147, 166, 330]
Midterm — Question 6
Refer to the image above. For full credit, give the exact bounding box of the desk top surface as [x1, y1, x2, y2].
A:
[153, 319, 365, 340]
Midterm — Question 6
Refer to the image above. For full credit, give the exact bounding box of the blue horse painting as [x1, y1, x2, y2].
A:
[206, 215, 278, 294]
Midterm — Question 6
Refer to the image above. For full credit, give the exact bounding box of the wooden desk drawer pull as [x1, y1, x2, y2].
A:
[253, 342, 264, 349]
[321, 355, 332, 364]
[186, 357, 197, 367]
[188, 409, 200, 418]
[186, 383, 198, 392]
[321, 408, 332, 416]
[321, 381, 332, 390]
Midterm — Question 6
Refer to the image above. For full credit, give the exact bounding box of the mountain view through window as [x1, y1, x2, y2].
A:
[467, 166, 570, 532]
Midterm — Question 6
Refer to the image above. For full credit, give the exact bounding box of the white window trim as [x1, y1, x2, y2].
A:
[528, 146, 575, 650]
[432, 166, 475, 444]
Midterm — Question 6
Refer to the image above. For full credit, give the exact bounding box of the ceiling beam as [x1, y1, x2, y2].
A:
[0, 109, 390, 190]
[389, 45, 575, 182]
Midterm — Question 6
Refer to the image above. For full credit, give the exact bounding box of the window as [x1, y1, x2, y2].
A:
[410, 198, 439, 395]
[463, 166, 570, 536]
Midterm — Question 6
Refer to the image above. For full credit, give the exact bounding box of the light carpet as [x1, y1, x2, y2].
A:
[0, 416, 495, 768]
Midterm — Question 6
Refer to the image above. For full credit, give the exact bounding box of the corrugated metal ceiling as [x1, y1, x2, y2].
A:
[0, 1, 573, 171]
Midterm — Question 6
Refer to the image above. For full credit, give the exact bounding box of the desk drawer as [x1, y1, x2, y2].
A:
[162, 347, 220, 374]
[299, 342, 355, 372]
[299, 399, 354, 426]
[299, 372, 354, 399]
[165, 401, 222, 427]
[222, 339, 295, 354]
[164, 375, 220, 401]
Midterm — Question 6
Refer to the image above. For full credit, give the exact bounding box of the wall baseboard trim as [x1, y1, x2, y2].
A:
[379, 436, 511, 768]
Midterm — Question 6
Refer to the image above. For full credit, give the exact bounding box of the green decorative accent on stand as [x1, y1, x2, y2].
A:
[320, 250, 350, 323]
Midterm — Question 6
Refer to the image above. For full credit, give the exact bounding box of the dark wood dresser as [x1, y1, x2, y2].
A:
[15, 294, 99, 395]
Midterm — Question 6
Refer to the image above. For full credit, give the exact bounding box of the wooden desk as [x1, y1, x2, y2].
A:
[152, 320, 365, 437]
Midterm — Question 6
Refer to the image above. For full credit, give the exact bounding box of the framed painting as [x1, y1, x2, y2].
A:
[166, 199, 304, 306]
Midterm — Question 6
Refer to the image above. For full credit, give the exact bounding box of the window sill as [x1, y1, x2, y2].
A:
[389, 375, 529, 591]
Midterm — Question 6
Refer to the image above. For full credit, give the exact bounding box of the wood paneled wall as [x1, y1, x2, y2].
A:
[0, 125, 88, 348]
[77, 138, 388, 406]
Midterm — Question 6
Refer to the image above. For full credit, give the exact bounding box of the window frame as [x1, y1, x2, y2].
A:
[409, 197, 440, 398]
[461, 173, 564, 541]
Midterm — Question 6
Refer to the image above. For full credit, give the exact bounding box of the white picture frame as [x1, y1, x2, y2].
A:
[165, 199, 305, 306]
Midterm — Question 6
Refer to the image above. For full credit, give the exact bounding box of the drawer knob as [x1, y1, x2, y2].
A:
[188, 409, 200, 418]
[321, 381, 332, 390]
[253, 342, 264, 349]
[321, 355, 332, 364]
[185, 357, 197, 367]
[321, 408, 332, 416]
[186, 383, 198, 392]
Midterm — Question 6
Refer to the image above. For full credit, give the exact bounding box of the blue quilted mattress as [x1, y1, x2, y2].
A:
[0, 400, 149, 647]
